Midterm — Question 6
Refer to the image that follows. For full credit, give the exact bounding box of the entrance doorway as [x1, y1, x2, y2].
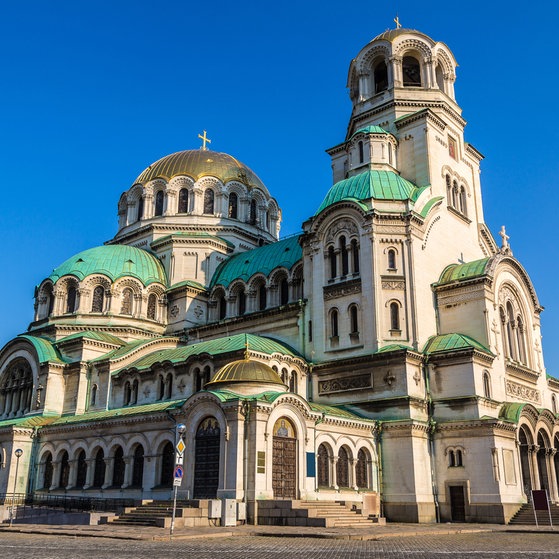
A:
[193, 417, 220, 499]
[272, 417, 297, 499]
[449, 485, 466, 522]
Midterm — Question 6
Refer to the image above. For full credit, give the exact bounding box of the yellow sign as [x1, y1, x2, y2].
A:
[176, 439, 185, 454]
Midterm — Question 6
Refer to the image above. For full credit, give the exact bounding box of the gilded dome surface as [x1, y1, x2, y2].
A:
[48, 245, 167, 286]
[134, 149, 268, 193]
[205, 358, 285, 388]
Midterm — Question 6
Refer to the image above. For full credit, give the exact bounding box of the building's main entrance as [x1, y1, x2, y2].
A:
[272, 417, 297, 499]
[193, 417, 220, 499]
[449, 485, 466, 522]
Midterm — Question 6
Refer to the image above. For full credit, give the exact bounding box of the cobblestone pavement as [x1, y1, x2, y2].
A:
[2, 532, 559, 558]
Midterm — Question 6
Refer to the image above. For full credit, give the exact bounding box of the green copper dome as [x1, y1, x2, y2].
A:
[48, 245, 167, 287]
[316, 170, 425, 215]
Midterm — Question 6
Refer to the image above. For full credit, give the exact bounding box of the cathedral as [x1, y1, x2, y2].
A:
[0, 26, 557, 525]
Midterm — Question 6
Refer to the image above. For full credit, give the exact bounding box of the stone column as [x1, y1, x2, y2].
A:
[391, 56, 402, 87]
[50, 462, 61, 491]
[103, 457, 114, 489]
[84, 459, 96, 489]
[67, 459, 79, 489]
[529, 445, 540, 490]
[121, 457, 133, 489]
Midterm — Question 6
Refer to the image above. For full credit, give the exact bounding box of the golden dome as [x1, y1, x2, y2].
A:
[134, 149, 268, 194]
[205, 358, 285, 388]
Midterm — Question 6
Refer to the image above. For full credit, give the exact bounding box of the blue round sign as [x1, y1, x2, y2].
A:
[174, 465, 184, 478]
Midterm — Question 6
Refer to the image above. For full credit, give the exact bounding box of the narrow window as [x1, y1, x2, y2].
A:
[331, 310, 339, 338]
[388, 143, 393, 165]
[402, 56, 421, 87]
[350, 305, 359, 334]
[249, 199, 257, 225]
[76, 450, 87, 488]
[358, 141, 364, 164]
[59, 451, 70, 488]
[178, 188, 189, 213]
[132, 379, 139, 404]
[238, 288, 246, 316]
[340, 236, 349, 276]
[483, 372, 491, 399]
[552, 395, 557, 415]
[121, 288, 133, 315]
[165, 373, 173, 399]
[112, 447, 125, 487]
[289, 372, 297, 393]
[124, 381, 131, 405]
[154, 190, 164, 216]
[448, 450, 456, 467]
[456, 449, 463, 467]
[228, 192, 238, 219]
[43, 453, 53, 489]
[258, 283, 267, 311]
[132, 445, 144, 488]
[137, 197, 144, 221]
[351, 239, 360, 274]
[158, 375, 165, 400]
[47, 289, 54, 316]
[91, 286, 104, 313]
[390, 302, 400, 331]
[308, 320, 313, 342]
[374, 60, 388, 93]
[452, 180, 458, 208]
[388, 249, 396, 270]
[204, 189, 215, 214]
[218, 294, 226, 320]
[446, 174, 452, 203]
[147, 293, 157, 320]
[459, 186, 467, 216]
[91, 384, 97, 407]
[328, 246, 337, 279]
[280, 278, 289, 305]
[516, 316, 527, 365]
[66, 286, 77, 313]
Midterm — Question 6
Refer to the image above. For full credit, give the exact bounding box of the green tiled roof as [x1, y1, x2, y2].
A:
[416, 196, 443, 219]
[17, 335, 66, 364]
[51, 399, 186, 426]
[168, 280, 206, 291]
[351, 125, 391, 137]
[91, 337, 167, 362]
[316, 170, 427, 215]
[309, 402, 374, 421]
[423, 333, 492, 356]
[437, 257, 490, 285]
[210, 235, 302, 288]
[56, 331, 125, 346]
[48, 245, 168, 287]
[0, 414, 60, 430]
[376, 344, 414, 353]
[116, 333, 301, 374]
[499, 402, 528, 423]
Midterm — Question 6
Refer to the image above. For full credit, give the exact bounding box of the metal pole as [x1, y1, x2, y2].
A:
[170, 483, 178, 536]
[10, 449, 23, 527]
[170, 423, 186, 538]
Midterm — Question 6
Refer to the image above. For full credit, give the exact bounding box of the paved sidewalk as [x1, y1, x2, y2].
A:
[2, 521, 559, 541]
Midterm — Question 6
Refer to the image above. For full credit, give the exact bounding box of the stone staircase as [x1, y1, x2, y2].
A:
[104, 499, 212, 528]
[508, 503, 559, 526]
[257, 500, 385, 528]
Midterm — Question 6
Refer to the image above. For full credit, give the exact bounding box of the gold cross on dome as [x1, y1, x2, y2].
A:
[198, 130, 212, 150]
[394, 15, 402, 29]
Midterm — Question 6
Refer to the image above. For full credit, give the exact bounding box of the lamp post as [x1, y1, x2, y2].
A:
[170, 423, 186, 537]
[9, 448, 23, 527]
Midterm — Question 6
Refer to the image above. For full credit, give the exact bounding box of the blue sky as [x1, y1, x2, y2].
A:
[1, 1, 557, 376]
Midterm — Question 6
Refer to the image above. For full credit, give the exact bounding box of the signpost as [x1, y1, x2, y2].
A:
[170, 423, 186, 537]
[9, 448, 23, 527]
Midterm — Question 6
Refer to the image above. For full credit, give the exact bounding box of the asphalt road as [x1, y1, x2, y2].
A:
[2, 532, 559, 559]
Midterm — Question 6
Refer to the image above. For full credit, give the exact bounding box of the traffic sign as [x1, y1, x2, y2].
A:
[176, 439, 185, 454]
[175, 453, 184, 466]
[173, 478, 182, 487]
[174, 465, 184, 479]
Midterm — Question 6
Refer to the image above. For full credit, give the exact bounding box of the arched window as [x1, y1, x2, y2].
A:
[93, 449, 105, 488]
[387, 249, 396, 270]
[505, 302, 516, 360]
[281, 368, 288, 385]
[328, 246, 337, 279]
[46, 287, 54, 316]
[336, 447, 350, 487]
[448, 450, 456, 467]
[178, 188, 189, 213]
[317, 444, 330, 487]
[112, 446, 125, 487]
[228, 192, 238, 219]
[280, 278, 289, 305]
[76, 450, 87, 488]
[43, 452, 53, 490]
[402, 55, 421, 86]
[218, 294, 226, 320]
[516, 316, 527, 365]
[91, 286, 104, 312]
[137, 197, 144, 221]
[388, 142, 393, 165]
[132, 379, 139, 405]
[456, 449, 463, 467]
[435, 64, 444, 91]
[132, 445, 144, 488]
[331, 309, 339, 338]
[158, 375, 165, 400]
[374, 60, 388, 93]
[154, 190, 164, 216]
[237, 288, 246, 316]
[446, 174, 452, 205]
[59, 451, 70, 489]
[351, 239, 360, 274]
[483, 372, 491, 399]
[160, 441, 175, 487]
[289, 371, 297, 393]
[358, 141, 364, 164]
[1, 358, 33, 417]
[553, 394, 557, 415]
[258, 283, 267, 311]
[165, 373, 173, 399]
[350, 305, 359, 334]
[459, 186, 467, 215]
[452, 180, 458, 209]
[203, 189, 214, 214]
[249, 199, 257, 225]
[121, 288, 133, 315]
[340, 236, 349, 276]
[91, 384, 98, 407]
[356, 448, 369, 488]
[147, 293, 157, 320]
[66, 286, 77, 313]
[390, 302, 400, 331]
[124, 382, 131, 405]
